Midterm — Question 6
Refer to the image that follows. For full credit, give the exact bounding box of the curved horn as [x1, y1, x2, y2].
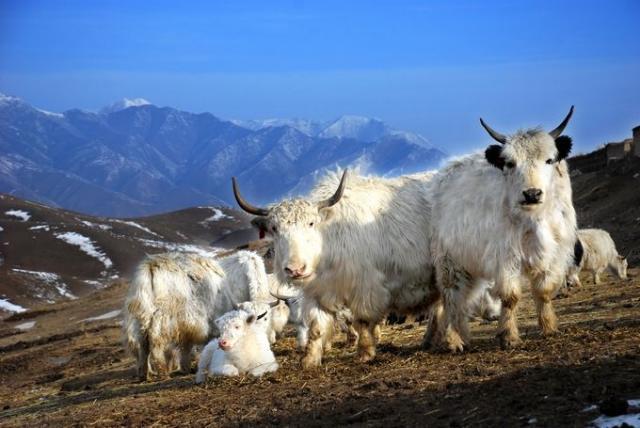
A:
[256, 311, 268, 321]
[549, 106, 575, 139]
[268, 300, 280, 308]
[231, 177, 269, 216]
[317, 169, 348, 210]
[479, 118, 507, 144]
[270, 290, 299, 301]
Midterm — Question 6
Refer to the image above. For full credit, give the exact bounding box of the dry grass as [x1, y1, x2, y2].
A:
[1, 270, 639, 427]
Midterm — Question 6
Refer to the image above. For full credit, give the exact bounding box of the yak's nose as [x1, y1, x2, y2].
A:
[285, 264, 307, 278]
[218, 339, 229, 350]
[522, 188, 543, 204]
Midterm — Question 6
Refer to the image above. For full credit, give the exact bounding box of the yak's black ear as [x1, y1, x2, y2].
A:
[485, 144, 505, 170]
[555, 135, 572, 160]
[250, 217, 269, 239]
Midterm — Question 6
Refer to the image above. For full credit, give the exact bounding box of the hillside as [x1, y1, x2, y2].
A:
[571, 154, 640, 265]
[0, 193, 253, 313]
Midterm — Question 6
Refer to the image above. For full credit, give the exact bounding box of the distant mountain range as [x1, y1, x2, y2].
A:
[0, 93, 446, 216]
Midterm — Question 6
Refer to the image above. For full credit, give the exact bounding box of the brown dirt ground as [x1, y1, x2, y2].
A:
[0, 269, 639, 427]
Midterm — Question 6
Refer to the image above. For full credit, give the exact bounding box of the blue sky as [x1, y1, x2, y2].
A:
[1, 0, 639, 154]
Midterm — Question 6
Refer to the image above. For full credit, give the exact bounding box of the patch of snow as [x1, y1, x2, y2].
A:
[83, 279, 105, 288]
[0, 298, 26, 313]
[12, 268, 76, 299]
[82, 310, 122, 322]
[5, 210, 31, 221]
[0, 93, 21, 104]
[200, 208, 231, 224]
[29, 224, 50, 231]
[592, 413, 640, 428]
[55, 232, 113, 269]
[137, 238, 219, 258]
[15, 321, 36, 331]
[36, 108, 64, 118]
[100, 98, 151, 114]
[79, 219, 112, 231]
[113, 220, 160, 237]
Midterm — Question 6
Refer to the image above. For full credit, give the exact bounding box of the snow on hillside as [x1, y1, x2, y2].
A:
[0, 298, 26, 313]
[29, 225, 50, 231]
[12, 269, 76, 299]
[5, 210, 31, 221]
[79, 220, 112, 231]
[82, 309, 122, 322]
[55, 232, 114, 269]
[113, 220, 159, 237]
[137, 238, 219, 258]
[199, 207, 231, 224]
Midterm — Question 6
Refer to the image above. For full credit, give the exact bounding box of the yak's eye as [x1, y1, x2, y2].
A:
[505, 161, 516, 169]
[271, 226, 277, 233]
[546, 158, 554, 165]
[309, 222, 314, 227]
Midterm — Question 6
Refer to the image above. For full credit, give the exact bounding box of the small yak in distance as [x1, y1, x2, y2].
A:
[428, 106, 577, 351]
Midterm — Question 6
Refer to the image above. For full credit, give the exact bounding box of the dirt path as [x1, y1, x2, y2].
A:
[1, 270, 639, 427]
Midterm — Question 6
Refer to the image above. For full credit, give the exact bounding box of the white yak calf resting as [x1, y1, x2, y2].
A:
[195, 306, 278, 382]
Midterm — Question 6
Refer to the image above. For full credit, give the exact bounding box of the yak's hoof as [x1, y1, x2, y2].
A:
[357, 348, 376, 363]
[497, 332, 522, 350]
[301, 354, 322, 369]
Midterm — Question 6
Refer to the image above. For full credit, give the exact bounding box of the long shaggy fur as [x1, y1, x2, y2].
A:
[428, 129, 577, 351]
[264, 170, 439, 366]
[123, 250, 271, 380]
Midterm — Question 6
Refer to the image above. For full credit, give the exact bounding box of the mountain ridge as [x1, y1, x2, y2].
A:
[0, 93, 447, 216]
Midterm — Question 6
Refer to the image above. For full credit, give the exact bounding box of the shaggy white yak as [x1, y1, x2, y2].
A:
[233, 170, 439, 367]
[428, 107, 578, 351]
[567, 228, 628, 287]
[123, 250, 275, 380]
[195, 307, 278, 382]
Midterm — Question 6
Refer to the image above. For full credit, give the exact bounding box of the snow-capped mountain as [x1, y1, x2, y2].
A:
[233, 114, 433, 147]
[99, 97, 152, 115]
[0, 93, 446, 216]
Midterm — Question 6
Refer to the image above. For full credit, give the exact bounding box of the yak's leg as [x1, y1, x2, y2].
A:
[496, 271, 523, 349]
[178, 341, 193, 374]
[422, 287, 443, 349]
[531, 274, 559, 336]
[145, 315, 173, 379]
[346, 323, 359, 348]
[134, 331, 150, 381]
[354, 320, 379, 363]
[301, 301, 334, 369]
[435, 258, 471, 352]
[593, 270, 602, 285]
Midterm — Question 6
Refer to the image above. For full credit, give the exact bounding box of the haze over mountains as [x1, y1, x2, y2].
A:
[0, 93, 446, 217]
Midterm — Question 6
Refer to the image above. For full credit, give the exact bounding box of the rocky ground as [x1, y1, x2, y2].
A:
[0, 268, 638, 427]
